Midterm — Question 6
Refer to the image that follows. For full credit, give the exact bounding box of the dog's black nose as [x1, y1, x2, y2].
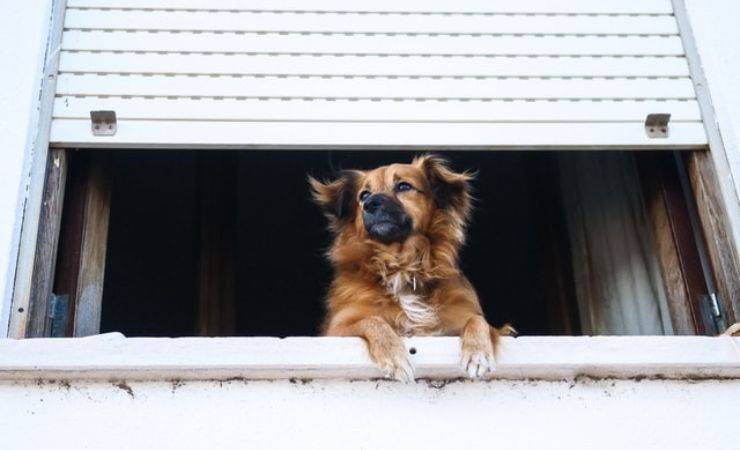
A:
[363, 195, 384, 213]
[364, 194, 395, 214]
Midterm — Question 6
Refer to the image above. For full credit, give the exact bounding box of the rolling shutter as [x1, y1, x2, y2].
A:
[50, 0, 707, 149]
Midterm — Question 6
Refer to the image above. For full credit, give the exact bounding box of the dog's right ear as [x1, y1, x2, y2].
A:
[308, 170, 362, 229]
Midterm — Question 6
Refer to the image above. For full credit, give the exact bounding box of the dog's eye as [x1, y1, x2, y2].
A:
[359, 190, 371, 202]
[396, 181, 413, 192]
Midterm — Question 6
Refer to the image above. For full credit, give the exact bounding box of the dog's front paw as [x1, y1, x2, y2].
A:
[461, 344, 495, 379]
[368, 336, 414, 383]
[460, 316, 496, 379]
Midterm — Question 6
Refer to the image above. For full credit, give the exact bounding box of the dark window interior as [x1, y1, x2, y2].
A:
[101, 152, 201, 336]
[96, 150, 577, 337]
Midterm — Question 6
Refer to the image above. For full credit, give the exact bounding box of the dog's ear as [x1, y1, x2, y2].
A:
[308, 170, 362, 229]
[414, 154, 474, 222]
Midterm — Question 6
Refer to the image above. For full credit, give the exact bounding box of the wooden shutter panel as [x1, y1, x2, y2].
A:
[50, 0, 707, 149]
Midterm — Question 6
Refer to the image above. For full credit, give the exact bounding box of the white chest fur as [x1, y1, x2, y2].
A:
[387, 274, 439, 334]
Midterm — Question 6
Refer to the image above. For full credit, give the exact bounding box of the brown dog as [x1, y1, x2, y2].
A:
[310, 155, 511, 382]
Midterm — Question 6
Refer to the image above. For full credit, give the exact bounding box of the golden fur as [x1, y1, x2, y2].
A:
[310, 155, 512, 381]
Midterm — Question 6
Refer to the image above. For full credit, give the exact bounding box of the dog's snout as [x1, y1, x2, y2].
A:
[363, 194, 387, 214]
[362, 193, 411, 244]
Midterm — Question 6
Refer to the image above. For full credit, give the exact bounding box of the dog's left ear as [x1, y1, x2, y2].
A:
[308, 170, 362, 230]
[414, 154, 474, 223]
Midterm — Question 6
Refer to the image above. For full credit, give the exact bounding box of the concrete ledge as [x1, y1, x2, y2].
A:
[1, 334, 739, 381]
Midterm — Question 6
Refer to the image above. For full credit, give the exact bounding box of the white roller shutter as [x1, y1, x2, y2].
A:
[49, 0, 707, 149]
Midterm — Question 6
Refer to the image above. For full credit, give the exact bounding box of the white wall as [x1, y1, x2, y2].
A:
[4, 335, 738, 449]
[684, 0, 740, 233]
[0, 1, 53, 336]
[1, 377, 738, 450]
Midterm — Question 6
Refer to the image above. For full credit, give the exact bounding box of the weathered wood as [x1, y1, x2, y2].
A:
[196, 153, 236, 336]
[684, 151, 740, 325]
[635, 152, 707, 335]
[53, 152, 89, 337]
[72, 154, 112, 337]
[25, 150, 68, 337]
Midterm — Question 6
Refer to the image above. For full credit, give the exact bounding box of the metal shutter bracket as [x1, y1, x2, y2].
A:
[645, 113, 671, 138]
[90, 110, 117, 136]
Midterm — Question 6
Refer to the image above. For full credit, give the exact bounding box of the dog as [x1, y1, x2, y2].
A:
[310, 154, 512, 382]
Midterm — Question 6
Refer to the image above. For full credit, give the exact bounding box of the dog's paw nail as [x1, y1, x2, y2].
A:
[462, 352, 494, 379]
[375, 352, 415, 383]
[486, 357, 496, 372]
[395, 359, 415, 383]
[476, 360, 488, 377]
[388, 365, 413, 383]
[396, 371, 413, 383]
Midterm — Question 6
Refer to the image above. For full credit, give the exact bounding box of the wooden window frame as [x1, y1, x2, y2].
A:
[635, 151, 738, 335]
[5, 0, 740, 338]
[7, 147, 738, 338]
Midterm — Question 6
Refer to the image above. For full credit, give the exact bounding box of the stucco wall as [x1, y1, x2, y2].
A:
[1, 377, 738, 450]
[3, 334, 738, 449]
[681, 0, 740, 256]
[685, 0, 740, 202]
[0, 1, 53, 336]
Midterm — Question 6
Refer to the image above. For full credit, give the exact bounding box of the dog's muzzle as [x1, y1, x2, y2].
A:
[362, 194, 412, 244]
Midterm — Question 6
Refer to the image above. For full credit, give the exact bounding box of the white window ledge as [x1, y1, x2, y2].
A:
[1, 334, 738, 381]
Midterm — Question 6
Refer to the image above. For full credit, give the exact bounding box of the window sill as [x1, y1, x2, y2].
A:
[1, 334, 738, 381]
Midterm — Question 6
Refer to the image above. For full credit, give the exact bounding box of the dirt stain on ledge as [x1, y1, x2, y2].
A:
[170, 379, 184, 393]
[113, 381, 134, 398]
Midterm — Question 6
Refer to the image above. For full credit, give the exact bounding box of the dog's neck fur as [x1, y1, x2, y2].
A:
[363, 233, 460, 334]
[386, 272, 439, 335]
[328, 210, 467, 333]
[330, 214, 465, 281]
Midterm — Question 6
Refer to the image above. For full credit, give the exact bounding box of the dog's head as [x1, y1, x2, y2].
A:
[309, 155, 473, 246]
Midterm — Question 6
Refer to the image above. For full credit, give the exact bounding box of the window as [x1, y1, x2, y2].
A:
[11, 148, 732, 338]
[7, 0, 740, 338]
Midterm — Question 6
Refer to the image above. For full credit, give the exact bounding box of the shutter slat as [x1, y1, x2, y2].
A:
[61, 31, 684, 56]
[53, 98, 703, 122]
[65, 0, 674, 14]
[50, 121, 706, 148]
[64, 10, 679, 35]
[59, 53, 691, 78]
[56, 74, 697, 100]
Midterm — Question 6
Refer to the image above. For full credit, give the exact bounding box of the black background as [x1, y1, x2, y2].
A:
[101, 151, 559, 337]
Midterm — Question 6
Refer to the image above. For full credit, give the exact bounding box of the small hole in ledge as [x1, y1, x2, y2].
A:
[409, 347, 417, 355]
